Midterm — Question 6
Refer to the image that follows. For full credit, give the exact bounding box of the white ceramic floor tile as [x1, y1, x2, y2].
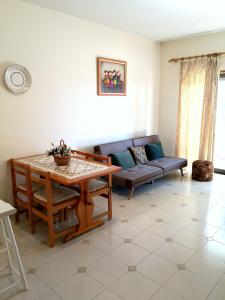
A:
[219, 273, 225, 287]
[184, 221, 219, 237]
[148, 222, 180, 238]
[10, 173, 225, 300]
[90, 231, 123, 253]
[54, 273, 104, 300]
[111, 223, 142, 239]
[129, 213, 156, 229]
[0, 251, 10, 269]
[132, 231, 165, 252]
[144, 207, 168, 219]
[207, 285, 225, 300]
[111, 271, 160, 300]
[20, 243, 62, 268]
[110, 206, 138, 219]
[111, 243, 148, 266]
[137, 254, 177, 284]
[160, 213, 191, 229]
[151, 287, 184, 300]
[186, 253, 225, 283]
[0, 271, 16, 293]
[35, 290, 61, 300]
[124, 198, 151, 213]
[87, 255, 127, 286]
[200, 240, 225, 262]
[93, 289, 122, 300]
[166, 270, 216, 300]
[156, 242, 194, 264]
[173, 229, 207, 250]
[36, 256, 76, 288]
[201, 210, 225, 227]
[62, 243, 104, 266]
[147, 204, 191, 226]
[1, 274, 50, 300]
[213, 229, 225, 245]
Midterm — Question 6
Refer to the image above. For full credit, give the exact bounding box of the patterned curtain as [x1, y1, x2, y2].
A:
[176, 56, 221, 165]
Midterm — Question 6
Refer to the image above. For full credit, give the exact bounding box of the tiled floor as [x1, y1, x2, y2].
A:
[1, 172, 225, 299]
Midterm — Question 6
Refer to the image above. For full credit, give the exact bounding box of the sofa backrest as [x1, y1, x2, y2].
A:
[94, 135, 161, 156]
[132, 135, 160, 147]
[94, 139, 133, 157]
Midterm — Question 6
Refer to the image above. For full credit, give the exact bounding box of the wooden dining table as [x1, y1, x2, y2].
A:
[14, 153, 121, 243]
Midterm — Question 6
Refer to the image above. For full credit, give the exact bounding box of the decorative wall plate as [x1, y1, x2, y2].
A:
[4, 64, 32, 94]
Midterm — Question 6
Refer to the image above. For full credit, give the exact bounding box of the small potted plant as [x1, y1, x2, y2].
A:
[48, 139, 71, 166]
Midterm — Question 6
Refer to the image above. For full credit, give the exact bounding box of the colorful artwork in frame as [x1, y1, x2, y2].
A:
[97, 57, 127, 96]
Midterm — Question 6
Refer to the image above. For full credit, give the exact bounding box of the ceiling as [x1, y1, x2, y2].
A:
[21, 0, 225, 41]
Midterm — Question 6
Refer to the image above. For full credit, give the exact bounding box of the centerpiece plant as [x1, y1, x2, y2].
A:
[48, 139, 71, 166]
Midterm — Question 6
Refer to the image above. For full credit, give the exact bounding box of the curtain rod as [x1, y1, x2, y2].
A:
[169, 51, 225, 63]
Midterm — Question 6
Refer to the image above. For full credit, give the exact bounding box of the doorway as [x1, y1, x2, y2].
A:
[214, 71, 225, 174]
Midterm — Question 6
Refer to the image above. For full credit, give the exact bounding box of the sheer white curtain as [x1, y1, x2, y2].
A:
[176, 56, 221, 165]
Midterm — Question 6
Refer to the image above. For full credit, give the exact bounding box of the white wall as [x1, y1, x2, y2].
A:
[0, 0, 160, 201]
[159, 31, 225, 156]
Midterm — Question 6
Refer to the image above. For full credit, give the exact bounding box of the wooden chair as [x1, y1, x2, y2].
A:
[10, 159, 39, 230]
[28, 166, 80, 247]
[71, 150, 113, 220]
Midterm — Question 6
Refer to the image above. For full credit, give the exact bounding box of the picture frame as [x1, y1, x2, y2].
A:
[97, 57, 127, 96]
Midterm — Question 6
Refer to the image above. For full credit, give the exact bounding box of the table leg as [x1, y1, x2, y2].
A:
[64, 181, 104, 243]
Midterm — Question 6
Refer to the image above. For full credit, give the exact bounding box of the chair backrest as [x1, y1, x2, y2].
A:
[10, 159, 29, 195]
[71, 150, 111, 166]
[71, 150, 112, 189]
[28, 166, 53, 207]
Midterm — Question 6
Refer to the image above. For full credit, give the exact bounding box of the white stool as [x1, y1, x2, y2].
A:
[0, 200, 28, 295]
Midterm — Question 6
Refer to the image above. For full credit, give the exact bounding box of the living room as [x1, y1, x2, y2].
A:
[1, 0, 225, 299]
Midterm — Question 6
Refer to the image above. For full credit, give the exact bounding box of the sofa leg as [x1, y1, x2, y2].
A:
[146, 180, 153, 184]
[128, 186, 134, 200]
[180, 168, 184, 176]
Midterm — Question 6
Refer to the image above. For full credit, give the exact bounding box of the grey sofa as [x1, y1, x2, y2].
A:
[94, 135, 187, 199]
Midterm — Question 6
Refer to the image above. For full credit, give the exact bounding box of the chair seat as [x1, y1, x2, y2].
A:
[18, 182, 41, 192]
[34, 185, 79, 204]
[88, 179, 108, 192]
[73, 179, 108, 193]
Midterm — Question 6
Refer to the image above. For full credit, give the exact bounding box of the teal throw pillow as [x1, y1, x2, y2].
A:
[145, 142, 164, 160]
[110, 151, 135, 170]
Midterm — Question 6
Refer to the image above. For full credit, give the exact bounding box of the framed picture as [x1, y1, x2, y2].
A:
[97, 57, 127, 96]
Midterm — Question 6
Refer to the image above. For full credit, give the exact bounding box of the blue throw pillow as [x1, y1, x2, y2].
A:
[145, 142, 164, 160]
[110, 151, 135, 169]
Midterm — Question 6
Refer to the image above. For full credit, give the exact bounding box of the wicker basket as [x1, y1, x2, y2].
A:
[54, 155, 71, 166]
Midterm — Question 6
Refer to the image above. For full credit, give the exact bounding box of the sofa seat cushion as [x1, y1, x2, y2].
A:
[112, 165, 163, 186]
[146, 157, 187, 173]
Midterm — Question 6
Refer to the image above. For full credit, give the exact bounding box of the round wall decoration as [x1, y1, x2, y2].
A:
[4, 64, 32, 94]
